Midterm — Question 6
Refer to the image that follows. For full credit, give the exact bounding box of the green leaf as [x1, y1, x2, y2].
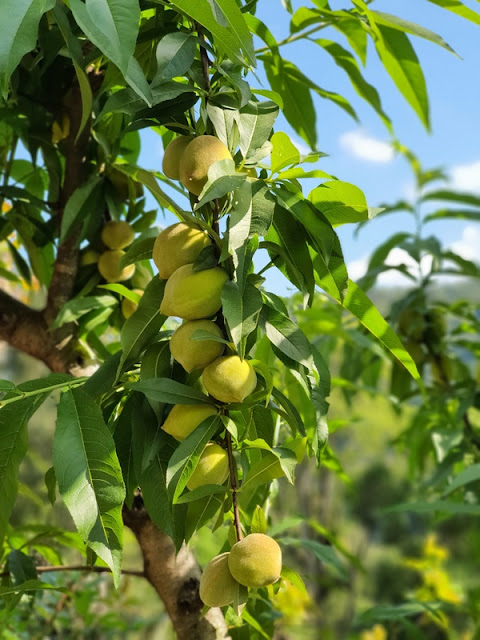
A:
[0, 185, 50, 212]
[0, 373, 72, 544]
[240, 452, 284, 505]
[83, 352, 122, 400]
[358, 232, 411, 291]
[261, 303, 312, 367]
[60, 175, 102, 242]
[176, 484, 227, 504]
[129, 378, 213, 405]
[238, 100, 279, 161]
[0, 580, 66, 597]
[118, 276, 166, 375]
[136, 438, 178, 542]
[270, 132, 300, 174]
[372, 23, 429, 129]
[99, 284, 140, 302]
[196, 160, 245, 207]
[113, 164, 183, 214]
[250, 505, 267, 534]
[356, 601, 443, 625]
[309, 181, 378, 227]
[170, 0, 255, 66]
[0, 379, 17, 393]
[227, 181, 253, 285]
[271, 387, 305, 436]
[244, 14, 278, 54]
[421, 189, 480, 207]
[153, 32, 197, 85]
[52, 295, 116, 328]
[371, 10, 457, 56]
[113, 394, 141, 507]
[119, 236, 155, 268]
[424, 208, 480, 223]
[334, 16, 368, 64]
[44, 466, 56, 506]
[315, 39, 391, 130]
[7, 549, 37, 585]
[280, 566, 308, 594]
[274, 186, 348, 301]
[325, 279, 420, 380]
[0, 391, 51, 546]
[185, 492, 225, 541]
[263, 56, 317, 148]
[279, 537, 347, 579]
[426, 0, 480, 25]
[251, 181, 275, 236]
[98, 82, 193, 120]
[222, 281, 262, 358]
[53, 3, 93, 141]
[166, 416, 222, 503]
[69, 0, 141, 76]
[383, 500, 480, 516]
[0, 0, 55, 98]
[242, 610, 270, 639]
[443, 464, 480, 496]
[53, 388, 125, 586]
[264, 205, 315, 300]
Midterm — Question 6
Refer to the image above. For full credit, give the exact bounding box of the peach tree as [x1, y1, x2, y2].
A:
[0, 0, 478, 638]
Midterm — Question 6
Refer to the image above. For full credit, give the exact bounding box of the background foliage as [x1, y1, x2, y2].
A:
[0, 0, 479, 638]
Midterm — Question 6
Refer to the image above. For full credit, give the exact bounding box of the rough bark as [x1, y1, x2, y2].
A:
[0, 290, 69, 373]
[44, 80, 93, 328]
[123, 499, 230, 640]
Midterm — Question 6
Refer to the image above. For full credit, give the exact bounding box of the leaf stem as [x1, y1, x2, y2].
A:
[255, 23, 330, 55]
[226, 431, 243, 542]
[0, 377, 88, 409]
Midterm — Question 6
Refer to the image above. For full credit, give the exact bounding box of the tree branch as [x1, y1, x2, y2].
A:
[195, 22, 211, 94]
[0, 289, 69, 373]
[122, 498, 230, 640]
[44, 77, 95, 327]
[0, 565, 145, 578]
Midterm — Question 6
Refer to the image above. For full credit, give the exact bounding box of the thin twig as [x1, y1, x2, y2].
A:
[226, 431, 243, 542]
[0, 565, 145, 578]
[255, 23, 330, 55]
[2, 134, 18, 188]
[195, 22, 211, 94]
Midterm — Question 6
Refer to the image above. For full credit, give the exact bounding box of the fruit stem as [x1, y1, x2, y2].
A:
[226, 430, 243, 541]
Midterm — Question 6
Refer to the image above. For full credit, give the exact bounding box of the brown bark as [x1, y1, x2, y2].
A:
[44, 81, 93, 327]
[123, 499, 230, 640]
[0, 290, 69, 373]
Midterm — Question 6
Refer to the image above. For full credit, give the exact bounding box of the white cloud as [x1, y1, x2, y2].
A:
[347, 255, 369, 281]
[348, 227, 479, 288]
[449, 160, 480, 192]
[339, 129, 394, 164]
[449, 225, 480, 262]
[347, 248, 433, 287]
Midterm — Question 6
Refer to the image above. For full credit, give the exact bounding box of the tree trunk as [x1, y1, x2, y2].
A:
[123, 499, 230, 640]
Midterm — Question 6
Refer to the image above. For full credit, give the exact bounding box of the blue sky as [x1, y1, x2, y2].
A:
[143, 1, 480, 294]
